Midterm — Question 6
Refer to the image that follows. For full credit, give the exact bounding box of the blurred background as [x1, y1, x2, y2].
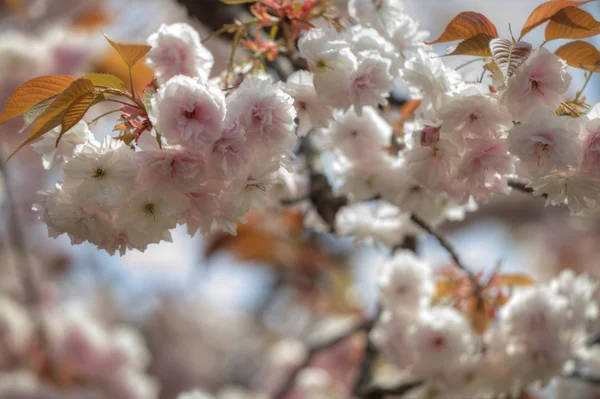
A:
[0, 0, 599, 398]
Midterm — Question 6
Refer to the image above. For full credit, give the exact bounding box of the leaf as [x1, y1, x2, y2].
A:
[81, 73, 127, 92]
[7, 78, 95, 160]
[545, 6, 600, 41]
[490, 38, 533, 83]
[498, 273, 535, 287]
[425, 12, 498, 45]
[103, 34, 151, 68]
[19, 97, 56, 134]
[72, 5, 111, 30]
[96, 51, 155, 93]
[58, 92, 96, 145]
[0, 75, 75, 125]
[519, 0, 594, 39]
[555, 40, 600, 71]
[445, 34, 496, 56]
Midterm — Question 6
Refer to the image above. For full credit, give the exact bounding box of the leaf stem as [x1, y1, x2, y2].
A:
[89, 109, 121, 125]
[576, 72, 593, 101]
[454, 57, 482, 71]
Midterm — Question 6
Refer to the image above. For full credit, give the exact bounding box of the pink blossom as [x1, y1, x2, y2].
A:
[146, 23, 214, 84]
[136, 146, 205, 191]
[349, 54, 394, 115]
[506, 109, 581, 177]
[501, 47, 571, 121]
[458, 139, 514, 187]
[227, 77, 297, 155]
[150, 75, 226, 150]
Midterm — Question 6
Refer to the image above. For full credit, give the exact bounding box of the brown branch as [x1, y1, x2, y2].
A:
[353, 306, 382, 397]
[361, 380, 424, 399]
[409, 213, 477, 285]
[507, 178, 548, 199]
[273, 319, 370, 399]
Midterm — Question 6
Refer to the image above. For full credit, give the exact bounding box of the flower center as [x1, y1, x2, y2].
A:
[469, 113, 478, 122]
[92, 168, 105, 178]
[144, 204, 156, 219]
[184, 109, 195, 119]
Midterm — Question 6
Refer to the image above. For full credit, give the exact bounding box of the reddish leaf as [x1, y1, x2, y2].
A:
[0, 75, 75, 125]
[58, 92, 96, 141]
[498, 273, 535, 286]
[103, 34, 151, 68]
[545, 6, 600, 41]
[82, 73, 127, 92]
[445, 34, 496, 56]
[7, 78, 95, 161]
[425, 12, 498, 45]
[555, 40, 600, 71]
[519, 0, 594, 39]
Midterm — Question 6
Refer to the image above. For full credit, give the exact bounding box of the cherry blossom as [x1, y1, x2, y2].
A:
[146, 22, 214, 84]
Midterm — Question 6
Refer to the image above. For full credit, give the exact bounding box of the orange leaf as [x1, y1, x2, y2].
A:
[72, 5, 111, 30]
[498, 273, 535, 287]
[103, 34, 151, 68]
[81, 73, 127, 92]
[425, 12, 498, 45]
[445, 34, 495, 56]
[0, 75, 75, 125]
[545, 6, 600, 41]
[7, 78, 95, 161]
[59, 92, 96, 136]
[433, 280, 456, 301]
[519, 0, 594, 39]
[555, 40, 600, 71]
[468, 299, 491, 334]
[95, 51, 155, 93]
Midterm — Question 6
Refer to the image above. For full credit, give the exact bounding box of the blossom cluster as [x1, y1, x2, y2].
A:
[374, 251, 598, 397]
[279, 0, 600, 244]
[0, 295, 157, 398]
[33, 23, 297, 254]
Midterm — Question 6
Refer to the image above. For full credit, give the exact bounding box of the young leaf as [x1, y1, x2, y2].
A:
[425, 12, 498, 45]
[81, 73, 127, 92]
[19, 97, 57, 134]
[59, 92, 96, 136]
[103, 34, 151, 68]
[0, 75, 75, 125]
[8, 78, 95, 160]
[497, 273, 534, 286]
[555, 40, 600, 71]
[490, 38, 532, 83]
[545, 6, 600, 41]
[519, 0, 593, 39]
[445, 34, 496, 56]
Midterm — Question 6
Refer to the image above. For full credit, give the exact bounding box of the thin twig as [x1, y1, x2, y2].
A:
[409, 213, 477, 285]
[353, 306, 382, 397]
[361, 380, 424, 399]
[507, 178, 548, 199]
[576, 72, 593, 101]
[273, 319, 370, 399]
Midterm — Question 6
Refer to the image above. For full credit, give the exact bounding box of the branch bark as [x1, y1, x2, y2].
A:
[273, 318, 370, 399]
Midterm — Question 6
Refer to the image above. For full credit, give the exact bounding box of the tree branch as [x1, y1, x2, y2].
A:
[361, 380, 424, 399]
[409, 213, 478, 286]
[507, 178, 548, 199]
[273, 318, 370, 399]
[353, 306, 382, 397]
